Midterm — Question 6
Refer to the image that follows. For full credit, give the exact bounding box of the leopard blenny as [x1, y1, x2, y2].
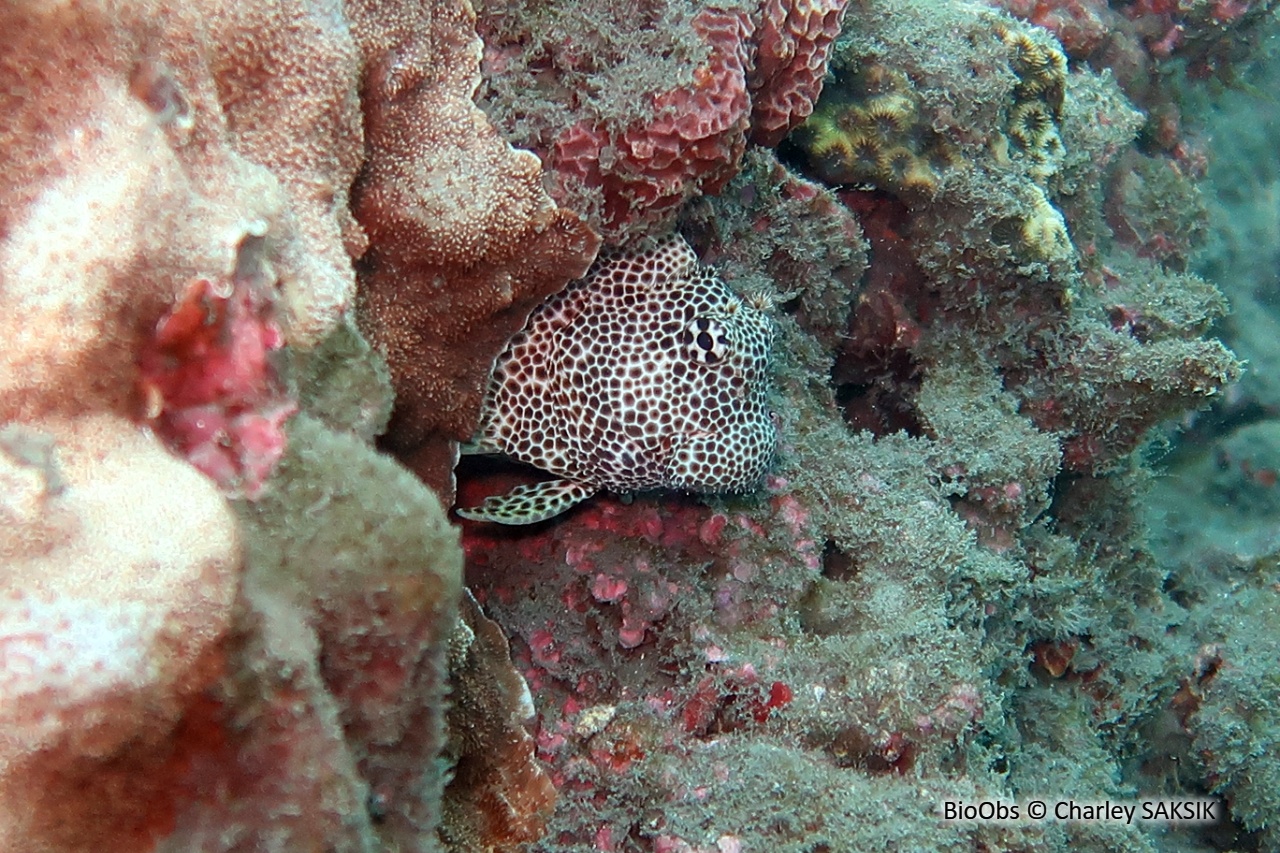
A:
[457, 234, 777, 524]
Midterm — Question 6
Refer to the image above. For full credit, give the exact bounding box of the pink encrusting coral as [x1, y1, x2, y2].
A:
[546, 8, 754, 235]
[138, 258, 295, 499]
[476, 0, 851, 240]
[749, 0, 849, 146]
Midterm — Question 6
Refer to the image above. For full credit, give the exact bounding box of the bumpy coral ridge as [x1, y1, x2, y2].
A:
[476, 0, 851, 241]
[750, 0, 851, 146]
[351, 0, 601, 499]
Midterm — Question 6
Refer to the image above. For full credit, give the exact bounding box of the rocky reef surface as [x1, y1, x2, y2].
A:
[0, 0, 1276, 851]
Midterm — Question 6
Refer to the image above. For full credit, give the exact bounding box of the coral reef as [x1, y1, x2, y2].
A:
[540, 6, 755, 239]
[449, 0, 1251, 849]
[986, 0, 1278, 179]
[1, 0, 508, 847]
[992, 0, 1277, 75]
[0, 414, 240, 851]
[0, 0, 365, 365]
[1, 0, 1272, 849]
[348, 0, 600, 500]
[1139, 32, 1280, 835]
[474, 0, 849, 241]
[1180, 572, 1280, 851]
[792, 4, 1076, 262]
[232, 412, 462, 850]
[3, 345, 463, 853]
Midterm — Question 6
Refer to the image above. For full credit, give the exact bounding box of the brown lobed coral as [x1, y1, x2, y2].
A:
[348, 0, 601, 501]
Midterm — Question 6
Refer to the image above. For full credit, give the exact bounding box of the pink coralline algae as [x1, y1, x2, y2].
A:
[138, 256, 294, 500]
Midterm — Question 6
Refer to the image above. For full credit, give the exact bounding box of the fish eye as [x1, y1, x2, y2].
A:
[682, 317, 729, 364]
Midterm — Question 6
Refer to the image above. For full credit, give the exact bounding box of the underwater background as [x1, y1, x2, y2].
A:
[1, 0, 1278, 851]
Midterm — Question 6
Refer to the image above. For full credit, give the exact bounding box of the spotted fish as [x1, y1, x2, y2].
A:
[457, 234, 777, 524]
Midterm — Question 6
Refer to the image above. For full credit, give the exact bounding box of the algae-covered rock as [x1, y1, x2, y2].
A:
[1185, 569, 1280, 849]
[293, 316, 395, 443]
[236, 412, 462, 850]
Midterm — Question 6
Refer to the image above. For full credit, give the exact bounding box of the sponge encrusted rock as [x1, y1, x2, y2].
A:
[0, 414, 239, 851]
[349, 0, 601, 499]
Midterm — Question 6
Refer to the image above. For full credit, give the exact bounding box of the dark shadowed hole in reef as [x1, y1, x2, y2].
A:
[777, 137, 928, 439]
[819, 540, 858, 581]
[831, 347, 924, 438]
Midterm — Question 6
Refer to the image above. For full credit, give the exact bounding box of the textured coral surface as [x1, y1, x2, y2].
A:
[0, 415, 239, 851]
[349, 0, 600, 500]
[474, 0, 849, 241]
[1, 0, 471, 848]
[2, 0, 1275, 850]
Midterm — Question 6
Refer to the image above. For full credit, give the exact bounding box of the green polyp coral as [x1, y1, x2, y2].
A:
[997, 21, 1067, 182]
[795, 62, 958, 196]
[791, 3, 1077, 264]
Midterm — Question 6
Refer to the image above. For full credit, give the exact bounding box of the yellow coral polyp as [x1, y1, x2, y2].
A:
[797, 58, 946, 196]
[1025, 147, 1061, 182]
[1007, 100, 1054, 149]
[1003, 31, 1050, 75]
[862, 94, 915, 136]
[803, 113, 840, 148]
[803, 114, 851, 158]
[1021, 187, 1074, 262]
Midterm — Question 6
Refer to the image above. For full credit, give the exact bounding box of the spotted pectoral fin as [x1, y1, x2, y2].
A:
[459, 436, 503, 456]
[456, 479, 597, 525]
